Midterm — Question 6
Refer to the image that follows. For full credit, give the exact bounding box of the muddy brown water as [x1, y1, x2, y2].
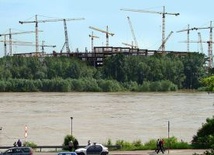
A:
[0, 92, 213, 146]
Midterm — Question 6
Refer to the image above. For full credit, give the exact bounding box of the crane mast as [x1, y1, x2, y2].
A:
[197, 32, 203, 53]
[35, 15, 39, 54]
[177, 24, 197, 52]
[89, 26, 114, 47]
[63, 19, 70, 53]
[89, 31, 99, 52]
[121, 6, 179, 53]
[127, 16, 138, 48]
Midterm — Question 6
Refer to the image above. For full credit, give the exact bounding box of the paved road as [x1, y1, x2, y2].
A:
[34, 149, 206, 155]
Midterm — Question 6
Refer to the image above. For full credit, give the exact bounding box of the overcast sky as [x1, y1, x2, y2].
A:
[0, 0, 213, 57]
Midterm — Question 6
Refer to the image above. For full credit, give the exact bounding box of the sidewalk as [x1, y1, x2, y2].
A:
[34, 149, 206, 155]
[110, 149, 205, 155]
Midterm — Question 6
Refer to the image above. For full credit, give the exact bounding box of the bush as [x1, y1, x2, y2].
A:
[0, 81, 6, 92]
[122, 81, 139, 91]
[81, 78, 101, 92]
[138, 81, 150, 92]
[23, 141, 37, 148]
[112, 137, 191, 151]
[63, 134, 76, 151]
[97, 79, 123, 92]
[115, 140, 133, 151]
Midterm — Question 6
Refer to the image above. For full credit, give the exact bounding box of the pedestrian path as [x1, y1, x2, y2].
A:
[110, 149, 205, 155]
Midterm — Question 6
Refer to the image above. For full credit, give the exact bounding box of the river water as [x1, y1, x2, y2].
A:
[0, 92, 213, 146]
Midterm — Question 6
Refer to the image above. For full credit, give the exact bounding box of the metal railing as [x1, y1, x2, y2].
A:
[0, 145, 121, 152]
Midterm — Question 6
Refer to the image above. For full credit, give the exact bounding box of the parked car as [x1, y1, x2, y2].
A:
[75, 143, 108, 155]
[0, 147, 33, 155]
[58, 152, 77, 155]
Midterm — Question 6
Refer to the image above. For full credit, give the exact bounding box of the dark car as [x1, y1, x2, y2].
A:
[0, 147, 33, 155]
[75, 143, 108, 155]
[58, 152, 77, 155]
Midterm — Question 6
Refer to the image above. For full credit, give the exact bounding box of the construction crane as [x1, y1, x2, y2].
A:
[5, 41, 56, 56]
[121, 6, 179, 52]
[0, 29, 41, 56]
[89, 26, 114, 46]
[127, 16, 138, 48]
[0, 41, 55, 56]
[193, 21, 214, 68]
[89, 31, 99, 52]
[41, 41, 56, 53]
[197, 32, 203, 53]
[0, 40, 32, 56]
[158, 31, 173, 51]
[177, 24, 197, 52]
[181, 40, 214, 68]
[19, 15, 85, 54]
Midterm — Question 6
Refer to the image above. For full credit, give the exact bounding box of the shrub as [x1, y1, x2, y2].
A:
[23, 141, 37, 148]
[63, 134, 76, 150]
[122, 81, 139, 91]
[0, 81, 6, 92]
[112, 137, 191, 151]
[97, 79, 123, 92]
[138, 81, 150, 92]
[150, 81, 161, 91]
[81, 78, 101, 92]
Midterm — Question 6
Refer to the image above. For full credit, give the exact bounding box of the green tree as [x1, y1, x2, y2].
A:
[200, 75, 214, 91]
[63, 134, 76, 151]
[180, 52, 206, 89]
[192, 116, 214, 149]
[102, 54, 127, 82]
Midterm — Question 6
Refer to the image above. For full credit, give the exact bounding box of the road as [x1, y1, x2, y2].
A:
[34, 149, 206, 155]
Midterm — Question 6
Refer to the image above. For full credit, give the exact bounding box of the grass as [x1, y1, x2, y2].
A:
[105, 136, 192, 151]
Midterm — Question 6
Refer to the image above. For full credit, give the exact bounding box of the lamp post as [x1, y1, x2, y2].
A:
[167, 121, 170, 154]
[70, 117, 73, 135]
[0, 127, 2, 146]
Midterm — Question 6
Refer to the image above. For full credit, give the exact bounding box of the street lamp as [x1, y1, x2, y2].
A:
[70, 117, 73, 135]
[167, 121, 170, 154]
[0, 127, 2, 146]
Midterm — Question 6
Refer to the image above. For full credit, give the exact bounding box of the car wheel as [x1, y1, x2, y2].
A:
[101, 152, 108, 155]
[77, 153, 85, 155]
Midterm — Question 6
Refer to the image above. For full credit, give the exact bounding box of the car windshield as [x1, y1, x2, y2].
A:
[22, 148, 30, 152]
[86, 145, 102, 154]
[5, 148, 22, 154]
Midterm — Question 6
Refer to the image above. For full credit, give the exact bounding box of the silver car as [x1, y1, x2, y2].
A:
[75, 143, 108, 155]
[0, 147, 33, 155]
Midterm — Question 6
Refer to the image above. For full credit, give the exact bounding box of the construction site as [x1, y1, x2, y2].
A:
[0, 6, 213, 67]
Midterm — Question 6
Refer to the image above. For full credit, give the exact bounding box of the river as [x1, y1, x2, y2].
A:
[0, 92, 213, 146]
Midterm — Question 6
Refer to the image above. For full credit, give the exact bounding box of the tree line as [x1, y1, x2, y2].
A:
[0, 52, 210, 92]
